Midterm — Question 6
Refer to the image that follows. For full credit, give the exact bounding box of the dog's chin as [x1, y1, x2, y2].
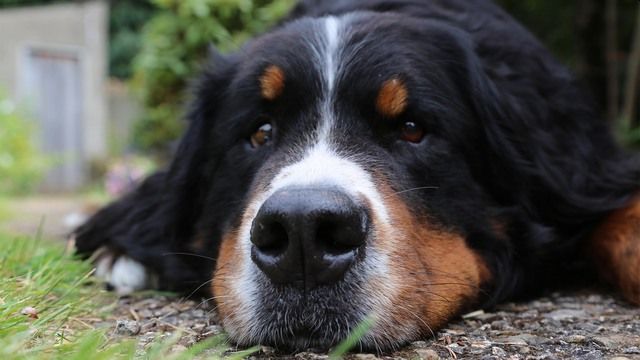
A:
[226, 279, 403, 352]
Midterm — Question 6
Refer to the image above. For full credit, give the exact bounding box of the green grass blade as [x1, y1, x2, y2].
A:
[329, 316, 376, 359]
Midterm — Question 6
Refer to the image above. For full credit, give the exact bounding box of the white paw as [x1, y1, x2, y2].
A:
[93, 248, 155, 295]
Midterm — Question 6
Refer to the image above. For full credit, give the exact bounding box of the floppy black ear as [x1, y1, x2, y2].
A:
[458, 42, 640, 301]
[162, 49, 237, 244]
[74, 49, 237, 291]
[463, 44, 640, 225]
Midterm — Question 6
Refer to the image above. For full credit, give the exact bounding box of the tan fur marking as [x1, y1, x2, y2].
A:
[189, 232, 207, 251]
[376, 78, 408, 117]
[490, 218, 509, 240]
[259, 65, 285, 100]
[212, 230, 241, 324]
[377, 185, 491, 332]
[590, 196, 640, 304]
[211, 194, 264, 339]
[337, 188, 491, 343]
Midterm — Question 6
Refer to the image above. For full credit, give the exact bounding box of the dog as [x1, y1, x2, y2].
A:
[74, 0, 640, 352]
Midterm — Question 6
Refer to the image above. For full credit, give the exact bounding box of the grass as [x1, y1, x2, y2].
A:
[0, 229, 375, 359]
[329, 316, 376, 359]
[0, 231, 127, 359]
[0, 232, 250, 359]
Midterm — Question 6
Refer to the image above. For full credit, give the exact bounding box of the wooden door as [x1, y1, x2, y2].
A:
[22, 47, 85, 191]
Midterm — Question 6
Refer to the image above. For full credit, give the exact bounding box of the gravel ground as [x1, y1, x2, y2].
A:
[103, 289, 640, 359]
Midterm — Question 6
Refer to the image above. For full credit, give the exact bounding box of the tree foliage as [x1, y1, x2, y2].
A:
[497, 0, 640, 146]
[0, 93, 48, 195]
[109, 0, 156, 79]
[0, 0, 68, 7]
[131, 0, 295, 154]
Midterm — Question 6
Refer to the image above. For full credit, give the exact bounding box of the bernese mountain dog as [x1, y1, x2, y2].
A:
[74, 0, 640, 352]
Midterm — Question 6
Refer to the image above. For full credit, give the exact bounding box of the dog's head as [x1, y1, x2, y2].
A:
[172, 12, 520, 351]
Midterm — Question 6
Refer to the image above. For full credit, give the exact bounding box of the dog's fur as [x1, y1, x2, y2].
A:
[75, 0, 640, 351]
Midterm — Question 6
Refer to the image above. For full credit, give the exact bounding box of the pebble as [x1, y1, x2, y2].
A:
[521, 309, 539, 318]
[115, 319, 141, 336]
[447, 343, 464, 354]
[205, 325, 223, 335]
[411, 341, 429, 348]
[294, 352, 328, 359]
[518, 346, 531, 354]
[470, 340, 492, 349]
[352, 354, 379, 360]
[491, 346, 507, 356]
[565, 335, 587, 343]
[490, 320, 509, 330]
[498, 335, 528, 346]
[592, 335, 626, 348]
[414, 348, 440, 360]
[20, 306, 38, 319]
[580, 350, 604, 360]
[544, 309, 586, 321]
[623, 346, 640, 354]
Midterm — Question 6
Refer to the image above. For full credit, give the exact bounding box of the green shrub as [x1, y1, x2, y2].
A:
[0, 93, 48, 195]
[132, 0, 295, 154]
[109, 0, 156, 79]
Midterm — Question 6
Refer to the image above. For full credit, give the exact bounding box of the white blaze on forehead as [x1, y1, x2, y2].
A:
[323, 16, 340, 93]
[310, 16, 343, 140]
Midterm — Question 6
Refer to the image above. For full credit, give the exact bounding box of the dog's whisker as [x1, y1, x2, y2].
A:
[394, 303, 436, 340]
[183, 278, 215, 299]
[161, 252, 217, 262]
[389, 186, 440, 197]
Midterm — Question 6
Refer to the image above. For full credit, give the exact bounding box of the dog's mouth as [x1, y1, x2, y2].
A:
[242, 279, 378, 351]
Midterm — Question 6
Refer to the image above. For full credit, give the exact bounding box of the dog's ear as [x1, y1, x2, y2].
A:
[463, 40, 640, 299]
[74, 49, 237, 291]
[163, 48, 237, 242]
[463, 45, 639, 223]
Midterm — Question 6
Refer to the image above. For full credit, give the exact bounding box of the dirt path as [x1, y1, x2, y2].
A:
[1, 195, 96, 239]
[103, 290, 640, 359]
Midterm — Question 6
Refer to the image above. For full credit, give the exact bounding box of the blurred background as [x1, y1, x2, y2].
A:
[0, 0, 639, 239]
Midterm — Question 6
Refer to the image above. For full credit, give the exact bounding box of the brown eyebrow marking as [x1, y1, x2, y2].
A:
[259, 65, 285, 101]
[376, 78, 408, 118]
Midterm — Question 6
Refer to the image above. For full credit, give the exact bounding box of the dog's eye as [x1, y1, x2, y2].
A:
[250, 123, 273, 148]
[400, 121, 424, 143]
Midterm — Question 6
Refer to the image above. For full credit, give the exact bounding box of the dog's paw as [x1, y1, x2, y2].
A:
[93, 248, 157, 295]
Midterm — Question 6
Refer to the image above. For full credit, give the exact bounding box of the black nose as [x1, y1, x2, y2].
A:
[250, 187, 369, 289]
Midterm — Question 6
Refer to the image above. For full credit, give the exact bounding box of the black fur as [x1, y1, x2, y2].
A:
[75, 0, 640, 344]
